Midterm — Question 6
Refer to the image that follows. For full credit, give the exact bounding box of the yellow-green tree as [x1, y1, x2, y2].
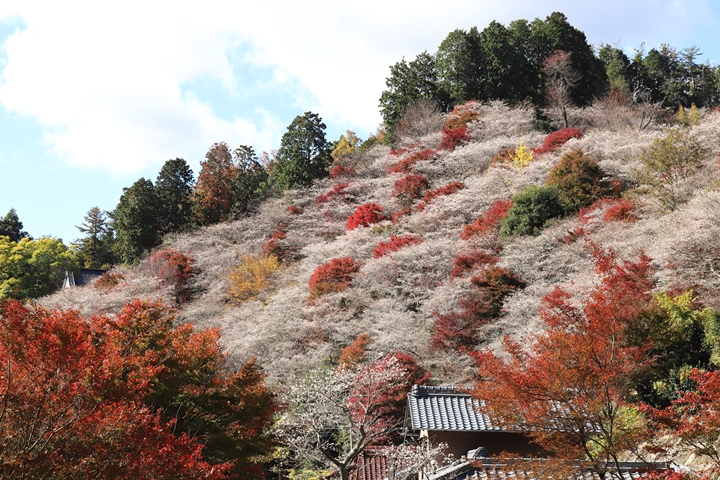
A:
[331, 131, 361, 164]
[0, 237, 78, 299]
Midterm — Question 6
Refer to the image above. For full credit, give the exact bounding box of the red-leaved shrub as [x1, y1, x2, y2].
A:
[329, 165, 357, 178]
[449, 250, 499, 278]
[389, 144, 419, 157]
[388, 148, 435, 174]
[432, 266, 525, 351]
[373, 235, 423, 258]
[392, 174, 429, 207]
[532, 128, 583, 156]
[461, 199, 514, 240]
[287, 205, 304, 215]
[94, 271, 126, 291]
[262, 223, 296, 261]
[419, 182, 466, 211]
[144, 249, 196, 304]
[439, 126, 469, 151]
[444, 102, 481, 130]
[346, 203, 387, 231]
[603, 198, 639, 222]
[307, 257, 362, 301]
[315, 182, 351, 204]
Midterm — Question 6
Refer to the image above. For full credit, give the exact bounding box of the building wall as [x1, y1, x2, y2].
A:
[428, 431, 543, 460]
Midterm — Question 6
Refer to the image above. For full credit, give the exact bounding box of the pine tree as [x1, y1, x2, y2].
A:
[112, 178, 161, 264]
[0, 208, 30, 242]
[75, 207, 116, 269]
[155, 158, 194, 233]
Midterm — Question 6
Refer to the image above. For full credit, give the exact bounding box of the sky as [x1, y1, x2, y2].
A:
[1, 0, 719, 244]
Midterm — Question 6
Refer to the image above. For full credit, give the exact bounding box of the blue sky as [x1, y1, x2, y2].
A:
[1, 0, 719, 244]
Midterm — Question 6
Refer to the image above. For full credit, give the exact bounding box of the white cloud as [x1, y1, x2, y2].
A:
[0, 0, 718, 173]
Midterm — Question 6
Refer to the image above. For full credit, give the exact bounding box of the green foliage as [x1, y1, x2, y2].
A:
[231, 145, 269, 218]
[0, 236, 78, 299]
[74, 206, 117, 269]
[155, 158, 194, 233]
[501, 185, 565, 237]
[436, 27, 484, 105]
[112, 178, 162, 264]
[271, 112, 332, 194]
[0, 208, 30, 242]
[546, 149, 612, 212]
[633, 129, 706, 211]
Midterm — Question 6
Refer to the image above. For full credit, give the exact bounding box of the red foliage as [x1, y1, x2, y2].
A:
[444, 102, 481, 130]
[287, 204, 304, 215]
[329, 164, 357, 178]
[461, 199, 514, 240]
[420, 181, 466, 207]
[472, 245, 655, 462]
[346, 203, 387, 231]
[94, 271, 126, 291]
[339, 333, 371, 368]
[389, 144, 419, 157]
[388, 148, 435, 174]
[307, 257, 363, 300]
[392, 174, 429, 207]
[603, 198, 639, 222]
[432, 266, 525, 352]
[373, 235, 423, 258]
[532, 128, 583, 156]
[0, 299, 277, 478]
[390, 206, 414, 223]
[262, 223, 296, 261]
[144, 248, 196, 304]
[315, 182, 351, 204]
[439, 126, 469, 151]
[449, 250, 499, 278]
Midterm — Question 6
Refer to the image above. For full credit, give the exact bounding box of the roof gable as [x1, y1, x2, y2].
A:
[406, 385, 501, 432]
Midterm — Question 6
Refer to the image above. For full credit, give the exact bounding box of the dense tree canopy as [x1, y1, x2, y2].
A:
[112, 178, 162, 264]
[231, 145, 269, 217]
[155, 158, 195, 234]
[0, 208, 30, 242]
[74, 206, 117, 269]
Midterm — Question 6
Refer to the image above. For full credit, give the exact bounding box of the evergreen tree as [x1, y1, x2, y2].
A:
[436, 27, 484, 105]
[271, 112, 332, 194]
[75, 207, 116, 269]
[156, 158, 194, 233]
[0, 208, 30, 242]
[112, 178, 161, 264]
[230, 145, 269, 218]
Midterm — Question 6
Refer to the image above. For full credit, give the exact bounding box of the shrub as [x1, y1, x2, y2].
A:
[490, 148, 516, 167]
[392, 174, 429, 207]
[431, 266, 525, 351]
[546, 149, 614, 212]
[449, 250, 499, 278]
[94, 271, 126, 291]
[227, 254, 282, 304]
[603, 198, 639, 222]
[262, 223, 296, 261]
[633, 129, 706, 211]
[307, 257, 362, 300]
[287, 205, 304, 215]
[373, 235, 423, 258]
[533, 128, 583, 156]
[444, 102, 481, 130]
[329, 164, 357, 178]
[420, 182, 466, 209]
[438, 126, 469, 151]
[501, 185, 565, 237]
[143, 248, 196, 304]
[315, 182, 351, 204]
[461, 199, 514, 240]
[511, 142, 533, 169]
[388, 148, 435, 174]
[346, 204, 387, 231]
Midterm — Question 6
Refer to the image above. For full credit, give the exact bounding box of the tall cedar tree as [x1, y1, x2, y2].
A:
[0, 298, 278, 478]
[75, 206, 116, 268]
[112, 178, 161, 264]
[0, 208, 30, 242]
[231, 145, 269, 217]
[194, 142, 237, 225]
[473, 244, 654, 477]
[271, 112, 332, 194]
[155, 158, 195, 234]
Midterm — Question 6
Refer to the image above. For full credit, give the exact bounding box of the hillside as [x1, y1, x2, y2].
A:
[43, 101, 720, 392]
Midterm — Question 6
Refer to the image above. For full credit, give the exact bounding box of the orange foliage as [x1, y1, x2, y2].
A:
[307, 257, 362, 301]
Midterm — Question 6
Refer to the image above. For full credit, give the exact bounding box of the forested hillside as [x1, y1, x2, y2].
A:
[5, 10, 720, 479]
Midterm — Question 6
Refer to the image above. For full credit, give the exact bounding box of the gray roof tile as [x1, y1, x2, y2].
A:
[407, 385, 501, 432]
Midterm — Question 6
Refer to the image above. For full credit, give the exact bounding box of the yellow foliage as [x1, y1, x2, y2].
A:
[331, 130, 360, 163]
[511, 142, 533, 169]
[227, 254, 282, 304]
[677, 104, 686, 124]
[690, 103, 700, 125]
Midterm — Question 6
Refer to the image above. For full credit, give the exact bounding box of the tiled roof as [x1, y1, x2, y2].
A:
[428, 459, 672, 480]
[407, 385, 501, 432]
[350, 449, 388, 480]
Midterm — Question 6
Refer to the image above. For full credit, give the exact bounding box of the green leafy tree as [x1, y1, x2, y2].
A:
[501, 185, 565, 237]
[598, 43, 632, 96]
[155, 158, 195, 234]
[0, 236, 78, 299]
[0, 208, 30, 242]
[546, 149, 613, 212]
[75, 207, 117, 269]
[271, 112, 332, 194]
[231, 145, 269, 217]
[436, 27, 484, 105]
[112, 178, 161, 264]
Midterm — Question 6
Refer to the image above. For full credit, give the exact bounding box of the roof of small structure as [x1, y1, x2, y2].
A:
[406, 385, 501, 432]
